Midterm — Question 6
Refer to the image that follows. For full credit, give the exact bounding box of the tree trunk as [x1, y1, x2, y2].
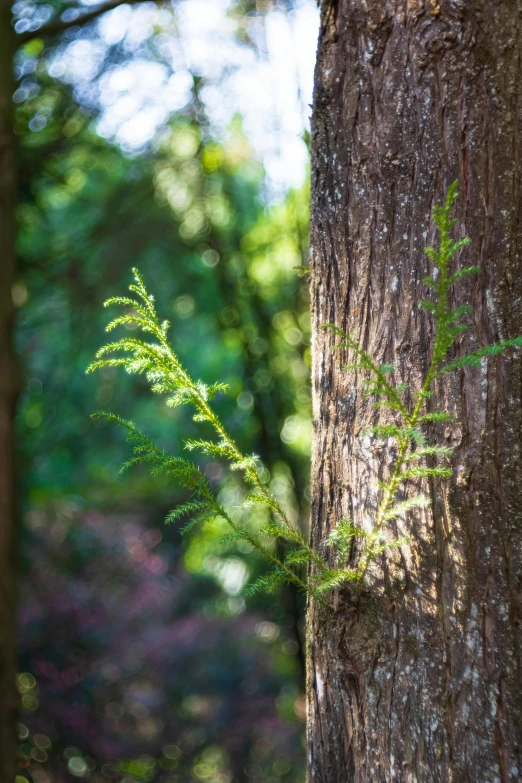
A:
[308, 1, 522, 781]
[0, 4, 19, 778]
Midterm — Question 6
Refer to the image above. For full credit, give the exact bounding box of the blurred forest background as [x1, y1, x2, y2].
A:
[14, 1, 317, 781]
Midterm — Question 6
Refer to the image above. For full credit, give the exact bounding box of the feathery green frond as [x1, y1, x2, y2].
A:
[88, 187, 521, 603]
[244, 569, 294, 596]
[284, 548, 313, 566]
[420, 299, 438, 312]
[417, 411, 455, 423]
[326, 518, 366, 560]
[396, 465, 453, 481]
[383, 495, 431, 521]
[312, 568, 359, 593]
[448, 265, 480, 284]
[404, 446, 454, 460]
[180, 514, 216, 536]
[164, 502, 209, 524]
[219, 529, 251, 547]
[364, 424, 427, 444]
[329, 182, 521, 588]
[437, 337, 522, 376]
[89, 268, 312, 602]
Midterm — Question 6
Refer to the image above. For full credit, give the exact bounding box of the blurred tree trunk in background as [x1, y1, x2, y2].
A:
[308, 1, 522, 780]
[0, 2, 18, 777]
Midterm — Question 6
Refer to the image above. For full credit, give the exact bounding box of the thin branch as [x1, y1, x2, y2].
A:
[16, 0, 154, 45]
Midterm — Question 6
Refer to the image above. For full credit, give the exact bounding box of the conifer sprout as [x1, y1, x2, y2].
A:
[88, 183, 522, 600]
[324, 181, 522, 589]
[87, 267, 329, 601]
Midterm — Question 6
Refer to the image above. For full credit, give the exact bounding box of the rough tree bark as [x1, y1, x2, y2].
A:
[0, 1, 19, 777]
[308, 1, 522, 781]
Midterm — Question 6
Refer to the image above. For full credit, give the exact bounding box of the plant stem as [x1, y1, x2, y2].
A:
[356, 196, 455, 585]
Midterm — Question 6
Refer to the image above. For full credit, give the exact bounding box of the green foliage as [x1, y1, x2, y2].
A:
[88, 268, 330, 601]
[325, 181, 522, 585]
[89, 182, 522, 599]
